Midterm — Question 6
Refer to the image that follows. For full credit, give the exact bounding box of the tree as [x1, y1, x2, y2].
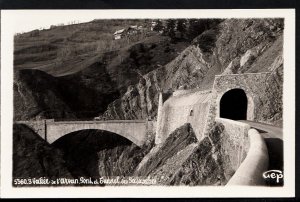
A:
[187, 19, 223, 41]
[187, 19, 207, 41]
[176, 19, 187, 39]
[165, 19, 176, 40]
[153, 20, 163, 32]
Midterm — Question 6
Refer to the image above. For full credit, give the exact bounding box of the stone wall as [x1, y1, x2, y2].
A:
[202, 70, 282, 137]
[215, 118, 250, 180]
[155, 90, 212, 144]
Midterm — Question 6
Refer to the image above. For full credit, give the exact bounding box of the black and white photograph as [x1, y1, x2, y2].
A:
[0, 9, 296, 198]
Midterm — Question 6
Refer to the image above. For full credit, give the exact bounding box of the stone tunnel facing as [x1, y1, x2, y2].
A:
[220, 89, 248, 120]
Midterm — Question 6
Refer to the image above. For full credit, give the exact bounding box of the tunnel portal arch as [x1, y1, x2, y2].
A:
[219, 88, 250, 120]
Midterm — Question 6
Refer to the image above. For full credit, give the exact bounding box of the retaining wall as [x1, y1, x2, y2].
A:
[226, 128, 269, 185]
[155, 90, 212, 144]
[216, 118, 250, 175]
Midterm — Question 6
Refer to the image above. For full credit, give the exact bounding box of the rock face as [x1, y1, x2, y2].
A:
[100, 18, 283, 121]
[135, 122, 248, 185]
[14, 68, 120, 120]
[13, 124, 72, 184]
[100, 69, 164, 120]
[134, 123, 198, 178]
[170, 136, 222, 185]
[14, 70, 76, 120]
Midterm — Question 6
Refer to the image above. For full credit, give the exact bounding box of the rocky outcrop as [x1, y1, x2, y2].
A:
[14, 70, 76, 120]
[14, 68, 120, 120]
[100, 18, 283, 121]
[159, 121, 249, 185]
[134, 121, 247, 185]
[97, 138, 154, 177]
[256, 64, 283, 126]
[134, 123, 198, 178]
[100, 68, 165, 120]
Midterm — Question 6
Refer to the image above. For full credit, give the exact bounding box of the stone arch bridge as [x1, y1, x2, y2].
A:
[16, 120, 155, 147]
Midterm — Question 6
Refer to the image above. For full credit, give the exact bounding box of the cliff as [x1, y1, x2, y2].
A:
[100, 18, 283, 122]
[14, 70, 76, 120]
[134, 121, 246, 185]
[14, 69, 120, 120]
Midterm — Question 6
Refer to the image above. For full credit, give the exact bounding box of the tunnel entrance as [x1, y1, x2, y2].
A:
[220, 89, 248, 120]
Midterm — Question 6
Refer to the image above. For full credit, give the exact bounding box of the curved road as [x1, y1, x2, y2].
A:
[239, 120, 282, 139]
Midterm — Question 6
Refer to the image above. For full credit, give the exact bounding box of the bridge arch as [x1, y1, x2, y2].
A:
[46, 121, 148, 146]
[217, 88, 254, 120]
[51, 129, 135, 146]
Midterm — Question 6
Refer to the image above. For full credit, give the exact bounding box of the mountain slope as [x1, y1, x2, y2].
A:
[100, 18, 283, 121]
[14, 69, 76, 120]
[14, 20, 191, 120]
[14, 68, 120, 120]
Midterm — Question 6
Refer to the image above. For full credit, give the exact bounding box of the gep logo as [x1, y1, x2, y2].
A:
[262, 170, 283, 183]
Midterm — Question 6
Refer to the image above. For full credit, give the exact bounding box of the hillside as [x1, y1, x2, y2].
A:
[14, 19, 190, 120]
[14, 19, 153, 76]
[100, 18, 283, 121]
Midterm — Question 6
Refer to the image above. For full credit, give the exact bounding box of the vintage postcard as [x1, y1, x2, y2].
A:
[0, 9, 295, 198]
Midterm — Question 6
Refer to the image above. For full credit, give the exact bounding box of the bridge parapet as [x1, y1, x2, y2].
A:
[15, 119, 54, 140]
[226, 128, 269, 185]
[16, 119, 153, 147]
[215, 118, 251, 176]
